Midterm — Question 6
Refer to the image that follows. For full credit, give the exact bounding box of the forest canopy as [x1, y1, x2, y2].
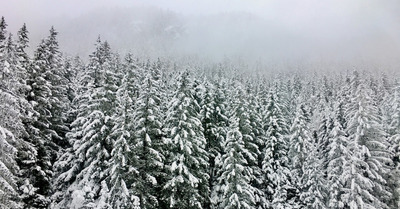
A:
[0, 11, 400, 209]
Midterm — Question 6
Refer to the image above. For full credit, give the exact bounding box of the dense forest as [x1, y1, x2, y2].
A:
[0, 17, 400, 209]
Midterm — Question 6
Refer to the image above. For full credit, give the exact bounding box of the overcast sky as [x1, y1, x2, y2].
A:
[2, 0, 400, 64]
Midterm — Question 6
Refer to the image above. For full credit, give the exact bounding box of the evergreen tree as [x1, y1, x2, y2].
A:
[244, 82, 265, 209]
[230, 81, 263, 206]
[0, 23, 37, 209]
[15, 24, 30, 95]
[130, 62, 165, 208]
[53, 38, 117, 208]
[120, 53, 140, 103]
[325, 101, 350, 208]
[0, 30, 24, 209]
[300, 138, 327, 209]
[21, 27, 69, 207]
[387, 84, 400, 208]
[106, 63, 140, 209]
[16, 23, 30, 68]
[18, 38, 52, 208]
[0, 126, 22, 208]
[203, 79, 230, 209]
[288, 102, 313, 208]
[45, 27, 69, 149]
[341, 74, 393, 208]
[261, 88, 292, 208]
[162, 71, 209, 209]
[212, 80, 262, 208]
[63, 56, 81, 116]
[1, 34, 24, 98]
[0, 16, 7, 43]
[216, 116, 256, 209]
[0, 32, 30, 152]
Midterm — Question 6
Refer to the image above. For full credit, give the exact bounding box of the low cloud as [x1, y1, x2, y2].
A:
[1, 0, 399, 65]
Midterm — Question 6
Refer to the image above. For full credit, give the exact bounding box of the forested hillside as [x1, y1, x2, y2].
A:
[1, 17, 400, 209]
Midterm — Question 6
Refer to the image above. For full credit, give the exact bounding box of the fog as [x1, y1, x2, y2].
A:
[2, 0, 400, 66]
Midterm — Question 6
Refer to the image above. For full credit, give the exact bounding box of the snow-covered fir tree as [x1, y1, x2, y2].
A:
[16, 23, 29, 67]
[162, 71, 209, 209]
[22, 36, 55, 209]
[230, 80, 263, 206]
[129, 61, 165, 208]
[0, 126, 21, 209]
[0, 16, 7, 43]
[106, 59, 140, 209]
[44, 27, 69, 150]
[325, 100, 350, 208]
[215, 116, 256, 209]
[261, 87, 293, 209]
[387, 83, 400, 208]
[300, 136, 327, 209]
[52, 38, 118, 208]
[0, 22, 25, 208]
[341, 72, 393, 209]
[200, 78, 231, 209]
[20, 27, 69, 208]
[288, 102, 313, 208]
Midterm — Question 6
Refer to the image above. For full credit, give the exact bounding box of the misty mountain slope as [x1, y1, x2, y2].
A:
[4, 1, 400, 66]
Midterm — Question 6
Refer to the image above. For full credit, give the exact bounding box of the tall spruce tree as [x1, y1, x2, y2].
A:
[261, 87, 292, 208]
[45, 27, 69, 150]
[325, 100, 350, 208]
[212, 80, 262, 208]
[203, 79, 230, 209]
[162, 71, 209, 209]
[0, 29, 24, 209]
[341, 72, 393, 208]
[0, 126, 21, 209]
[23, 39, 53, 209]
[52, 38, 117, 208]
[215, 116, 257, 209]
[231, 81, 263, 206]
[16, 23, 29, 67]
[106, 59, 140, 209]
[387, 84, 400, 208]
[288, 102, 313, 208]
[300, 137, 327, 209]
[129, 62, 165, 208]
[200, 81, 218, 209]
[0, 16, 7, 44]
[22, 27, 67, 208]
